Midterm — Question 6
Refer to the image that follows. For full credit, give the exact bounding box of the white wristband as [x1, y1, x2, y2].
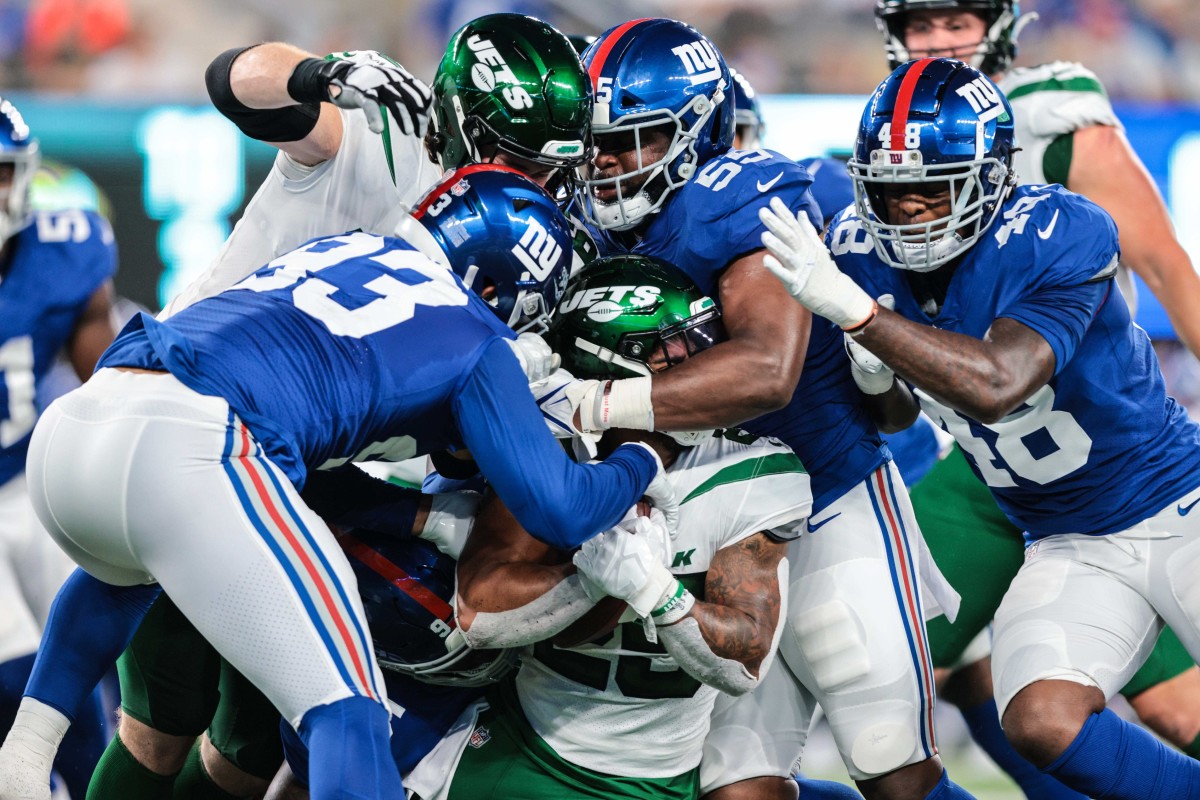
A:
[650, 580, 695, 627]
[593, 377, 655, 432]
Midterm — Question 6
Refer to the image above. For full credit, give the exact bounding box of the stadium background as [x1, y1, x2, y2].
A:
[8, 0, 1200, 795]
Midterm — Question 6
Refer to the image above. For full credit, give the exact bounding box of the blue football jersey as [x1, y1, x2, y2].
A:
[595, 149, 888, 511]
[798, 156, 855, 228]
[831, 184, 1200, 538]
[98, 232, 655, 550]
[0, 209, 115, 485]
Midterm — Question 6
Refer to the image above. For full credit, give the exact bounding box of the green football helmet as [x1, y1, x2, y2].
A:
[429, 13, 591, 190]
[875, 0, 1035, 75]
[548, 254, 726, 380]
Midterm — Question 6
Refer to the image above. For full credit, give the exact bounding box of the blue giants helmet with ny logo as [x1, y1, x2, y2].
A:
[577, 18, 735, 231]
[848, 57, 1015, 272]
[0, 97, 39, 246]
[402, 163, 574, 333]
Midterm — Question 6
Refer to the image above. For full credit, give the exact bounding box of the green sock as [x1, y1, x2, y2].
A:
[1185, 730, 1200, 760]
[172, 740, 242, 800]
[86, 730, 177, 800]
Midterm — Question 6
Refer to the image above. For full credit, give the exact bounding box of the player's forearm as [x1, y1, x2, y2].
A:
[646, 336, 804, 429]
[658, 603, 781, 696]
[861, 381, 920, 434]
[456, 566, 594, 648]
[1132, 247, 1200, 358]
[855, 310, 1045, 424]
[228, 42, 317, 109]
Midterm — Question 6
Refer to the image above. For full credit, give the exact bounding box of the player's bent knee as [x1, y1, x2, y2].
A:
[702, 775, 798, 800]
[1001, 681, 1101, 766]
[201, 734, 272, 796]
[119, 715, 194, 774]
[791, 600, 870, 691]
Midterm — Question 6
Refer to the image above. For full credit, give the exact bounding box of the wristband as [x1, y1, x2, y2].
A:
[287, 57, 337, 104]
[593, 377, 655, 432]
[843, 300, 880, 338]
[650, 580, 695, 626]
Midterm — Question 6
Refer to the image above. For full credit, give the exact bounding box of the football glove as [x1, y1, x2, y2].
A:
[573, 510, 676, 618]
[759, 197, 875, 330]
[324, 51, 432, 136]
[533, 368, 601, 438]
[506, 332, 560, 387]
[619, 441, 679, 537]
[844, 294, 896, 395]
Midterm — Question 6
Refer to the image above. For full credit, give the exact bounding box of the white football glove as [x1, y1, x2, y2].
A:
[533, 368, 601, 438]
[844, 295, 896, 395]
[573, 512, 676, 618]
[759, 197, 875, 330]
[505, 333, 561, 387]
[618, 441, 679, 537]
[325, 51, 432, 136]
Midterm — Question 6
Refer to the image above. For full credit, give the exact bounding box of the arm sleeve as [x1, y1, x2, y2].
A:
[205, 45, 321, 143]
[453, 338, 656, 549]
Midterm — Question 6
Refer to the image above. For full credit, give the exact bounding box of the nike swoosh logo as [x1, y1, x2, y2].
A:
[757, 173, 784, 193]
[1036, 209, 1060, 239]
[806, 512, 842, 533]
[1178, 496, 1200, 516]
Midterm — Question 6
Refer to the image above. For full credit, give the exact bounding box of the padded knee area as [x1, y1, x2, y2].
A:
[791, 600, 870, 692]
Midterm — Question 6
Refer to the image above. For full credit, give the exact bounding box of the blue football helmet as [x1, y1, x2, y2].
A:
[0, 98, 39, 246]
[339, 530, 515, 687]
[577, 18, 735, 231]
[405, 164, 574, 333]
[848, 57, 1015, 272]
[730, 69, 765, 150]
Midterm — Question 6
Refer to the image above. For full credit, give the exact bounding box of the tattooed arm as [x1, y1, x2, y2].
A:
[655, 531, 788, 696]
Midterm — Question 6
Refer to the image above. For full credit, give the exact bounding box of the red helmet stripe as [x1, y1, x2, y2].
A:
[411, 163, 528, 218]
[587, 18, 653, 90]
[890, 57, 937, 152]
[340, 534, 455, 622]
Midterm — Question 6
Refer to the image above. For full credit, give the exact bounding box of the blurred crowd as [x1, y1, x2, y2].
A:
[3, 0, 1200, 101]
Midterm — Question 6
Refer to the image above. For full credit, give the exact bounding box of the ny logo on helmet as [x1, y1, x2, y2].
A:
[955, 77, 1006, 122]
[511, 216, 563, 281]
[466, 34, 533, 110]
[671, 40, 721, 85]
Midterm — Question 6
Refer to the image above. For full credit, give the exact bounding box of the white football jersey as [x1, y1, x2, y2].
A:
[160, 106, 442, 318]
[998, 61, 1135, 308]
[516, 430, 811, 778]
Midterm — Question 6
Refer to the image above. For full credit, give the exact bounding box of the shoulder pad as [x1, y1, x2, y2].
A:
[1001, 62, 1119, 138]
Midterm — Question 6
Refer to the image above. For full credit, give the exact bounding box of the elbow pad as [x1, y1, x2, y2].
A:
[206, 45, 321, 143]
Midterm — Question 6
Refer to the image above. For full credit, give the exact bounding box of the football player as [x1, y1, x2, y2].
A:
[0, 167, 675, 800]
[761, 57, 1200, 800]
[75, 15, 597, 800]
[0, 98, 117, 800]
[871, 1, 1200, 793]
[542, 18, 968, 800]
[433, 255, 809, 799]
[730, 69, 765, 151]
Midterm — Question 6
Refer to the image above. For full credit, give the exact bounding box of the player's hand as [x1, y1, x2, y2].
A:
[619, 442, 679, 537]
[324, 51, 432, 136]
[573, 513, 676, 617]
[759, 197, 875, 330]
[844, 295, 895, 395]
[533, 368, 604, 437]
[506, 332, 561, 387]
[0, 739, 52, 800]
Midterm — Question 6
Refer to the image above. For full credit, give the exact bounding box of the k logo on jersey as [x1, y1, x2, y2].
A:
[671, 40, 722, 85]
[511, 217, 564, 281]
[466, 34, 533, 110]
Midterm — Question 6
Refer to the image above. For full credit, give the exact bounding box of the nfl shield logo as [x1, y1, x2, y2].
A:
[468, 725, 492, 748]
